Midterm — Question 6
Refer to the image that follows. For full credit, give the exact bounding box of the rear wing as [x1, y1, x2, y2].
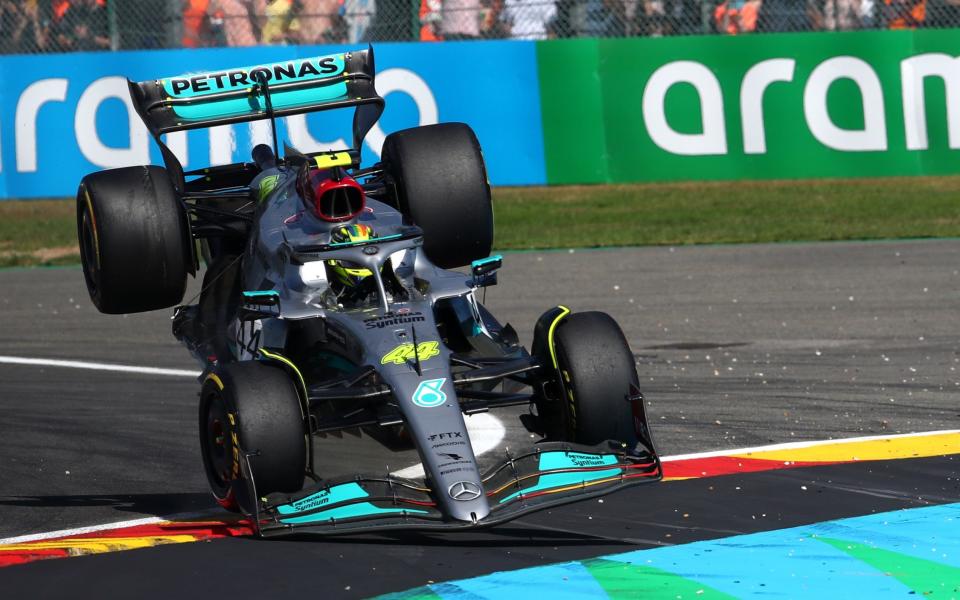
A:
[128, 47, 384, 187]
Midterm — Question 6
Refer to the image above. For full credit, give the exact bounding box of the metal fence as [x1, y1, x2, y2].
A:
[2, 0, 959, 55]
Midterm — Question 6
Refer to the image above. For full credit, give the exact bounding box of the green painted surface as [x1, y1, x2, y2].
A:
[537, 29, 960, 184]
[818, 536, 960, 598]
[583, 558, 739, 599]
[536, 39, 609, 184]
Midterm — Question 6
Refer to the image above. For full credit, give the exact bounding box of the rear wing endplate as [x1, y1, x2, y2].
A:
[128, 47, 384, 187]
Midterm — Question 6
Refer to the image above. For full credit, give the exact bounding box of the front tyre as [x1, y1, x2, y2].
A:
[199, 361, 307, 513]
[549, 312, 641, 446]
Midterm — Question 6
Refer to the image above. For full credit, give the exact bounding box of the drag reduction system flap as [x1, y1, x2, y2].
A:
[128, 47, 385, 156]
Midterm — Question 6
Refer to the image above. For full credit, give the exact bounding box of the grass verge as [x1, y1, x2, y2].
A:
[493, 176, 960, 249]
[0, 199, 78, 268]
[2, 176, 960, 267]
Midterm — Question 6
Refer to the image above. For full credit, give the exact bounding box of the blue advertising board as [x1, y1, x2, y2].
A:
[0, 41, 546, 198]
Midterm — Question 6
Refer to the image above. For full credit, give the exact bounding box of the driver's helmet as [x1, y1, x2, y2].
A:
[326, 224, 378, 288]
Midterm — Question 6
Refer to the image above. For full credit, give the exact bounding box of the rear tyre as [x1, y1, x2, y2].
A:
[549, 312, 641, 446]
[381, 123, 493, 269]
[77, 165, 191, 314]
[199, 361, 307, 513]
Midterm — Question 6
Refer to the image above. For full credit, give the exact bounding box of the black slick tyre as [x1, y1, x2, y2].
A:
[199, 361, 307, 513]
[551, 312, 641, 446]
[77, 165, 190, 314]
[381, 122, 493, 269]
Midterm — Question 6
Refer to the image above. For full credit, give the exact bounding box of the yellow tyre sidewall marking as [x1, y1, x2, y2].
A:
[204, 373, 239, 480]
[205, 373, 224, 390]
[547, 306, 570, 369]
[82, 186, 101, 271]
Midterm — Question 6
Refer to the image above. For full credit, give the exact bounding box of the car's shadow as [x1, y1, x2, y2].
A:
[274, 523, 643, 549]
[0, 492, 215, 517]
[0, 495, 640, 549]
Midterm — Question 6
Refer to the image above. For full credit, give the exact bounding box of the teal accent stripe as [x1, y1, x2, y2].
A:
[329, 233, 403, 248]
[471, 255, 503, 268]
[279, 501, 426, 524]
[161, 54, 347, 121]
[500, 452, 621, 504]
[276, 482, 427, 524]
[242, 290, 279, 297]
[379, 502, 960, 599]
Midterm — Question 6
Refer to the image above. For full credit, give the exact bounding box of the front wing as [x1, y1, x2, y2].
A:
[247, 442, 661, 537]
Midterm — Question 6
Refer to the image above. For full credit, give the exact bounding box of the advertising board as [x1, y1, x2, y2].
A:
[0, 41, 545, 197]
[1, 30, 958, 197]
[538, 30, 960, 183]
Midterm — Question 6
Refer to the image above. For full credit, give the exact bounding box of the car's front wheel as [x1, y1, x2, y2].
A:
[199, 361, 307, 513]
[542, 311, 642, 446]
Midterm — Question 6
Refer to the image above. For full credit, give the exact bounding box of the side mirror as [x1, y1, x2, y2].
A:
[471, 255, 502, 288]
[241, 289, 280, 319]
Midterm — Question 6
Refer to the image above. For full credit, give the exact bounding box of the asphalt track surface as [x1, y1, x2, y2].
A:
[1, 239, 959, 596]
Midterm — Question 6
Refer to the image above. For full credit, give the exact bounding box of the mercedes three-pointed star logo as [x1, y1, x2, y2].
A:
[447, 480, 482, 501]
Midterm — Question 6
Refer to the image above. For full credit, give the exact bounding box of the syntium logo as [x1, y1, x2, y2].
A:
[364, 312, 425, 329]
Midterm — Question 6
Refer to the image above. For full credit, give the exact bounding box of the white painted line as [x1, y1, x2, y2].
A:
[391, 412, 506, 479]
[0, 516, 168, 545]
[2, 428, 956, 547]
[0, 355, 507, 497]
[0, 356, 201, 378]
[0, 509, 226, 546]
[659, 428, 960, 462]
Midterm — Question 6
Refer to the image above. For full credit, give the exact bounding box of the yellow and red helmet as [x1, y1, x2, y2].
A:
[326, 224, 378, 288]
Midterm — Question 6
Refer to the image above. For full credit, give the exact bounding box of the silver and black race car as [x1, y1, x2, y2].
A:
[76, 47, 660, 536]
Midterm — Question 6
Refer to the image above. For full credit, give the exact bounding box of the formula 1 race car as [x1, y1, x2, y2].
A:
[76, 48, 660, 536]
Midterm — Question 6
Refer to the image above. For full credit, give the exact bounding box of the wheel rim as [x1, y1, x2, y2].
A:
[200, 389, 234, 497]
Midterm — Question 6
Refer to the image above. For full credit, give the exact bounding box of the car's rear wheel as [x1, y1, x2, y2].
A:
[544, 312, 642, 446]
[381, 122, 493, 269]
[199, 361, 307, 513]
[77, 165, 191, 314]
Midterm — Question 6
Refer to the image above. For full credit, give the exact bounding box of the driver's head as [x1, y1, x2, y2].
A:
[326, 224, 378, 288]
[298, 164, 365, 222]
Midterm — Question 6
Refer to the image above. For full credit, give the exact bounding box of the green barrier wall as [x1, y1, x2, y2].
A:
[537, 30, 960, 184]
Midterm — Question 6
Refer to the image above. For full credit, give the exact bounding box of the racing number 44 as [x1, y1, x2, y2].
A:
[381, 341, 440, 365]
